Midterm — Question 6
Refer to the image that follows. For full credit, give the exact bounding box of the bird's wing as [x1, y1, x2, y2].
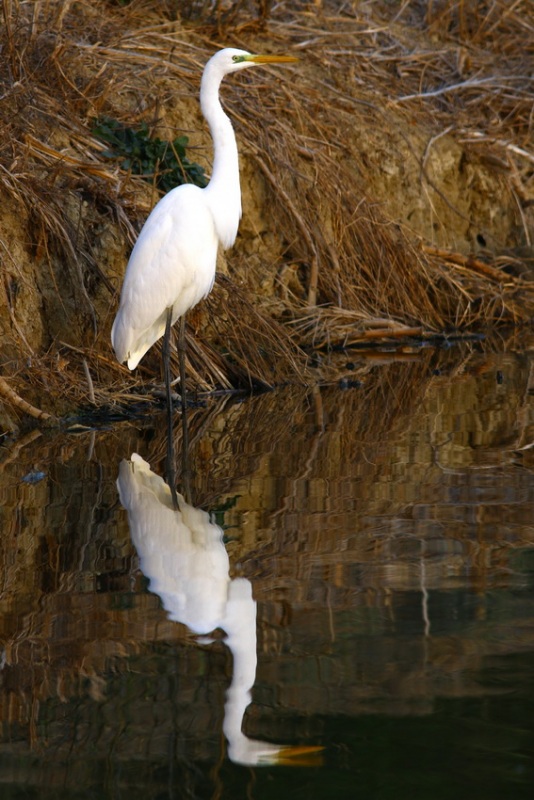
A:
[112, 184, 218, 366]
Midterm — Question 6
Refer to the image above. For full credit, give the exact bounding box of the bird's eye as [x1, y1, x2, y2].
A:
[232, 55, 245, 63]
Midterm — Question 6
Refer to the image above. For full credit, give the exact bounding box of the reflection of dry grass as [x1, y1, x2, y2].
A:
[0, 350, 532, 739]
[0, 1, 533, 420]
[119, 328, 533, 511]
[237, 368, 534, 637]
[0, 344, 532, 738]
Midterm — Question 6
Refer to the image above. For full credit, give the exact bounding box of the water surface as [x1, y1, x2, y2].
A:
[0, 341, 533, 798]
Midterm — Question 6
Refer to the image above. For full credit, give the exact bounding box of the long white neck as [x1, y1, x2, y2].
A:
[200, 63, 242, 250]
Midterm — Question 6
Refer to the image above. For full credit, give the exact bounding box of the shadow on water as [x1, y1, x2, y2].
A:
[0, 337, 532, 798]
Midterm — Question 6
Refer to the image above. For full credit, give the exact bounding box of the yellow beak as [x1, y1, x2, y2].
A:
[247, 53, 298, 64]
[268, 744, 324, 767]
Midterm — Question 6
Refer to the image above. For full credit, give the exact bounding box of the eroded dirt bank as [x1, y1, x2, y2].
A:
[0, 1, 532, 428]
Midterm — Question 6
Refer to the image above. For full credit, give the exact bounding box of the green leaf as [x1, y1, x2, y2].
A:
[92, 115, 208, 190]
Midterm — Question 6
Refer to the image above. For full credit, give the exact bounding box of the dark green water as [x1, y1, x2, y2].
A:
[0, 342, 532, 798]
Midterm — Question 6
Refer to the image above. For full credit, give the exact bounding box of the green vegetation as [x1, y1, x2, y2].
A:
[92, 116, 208, 192]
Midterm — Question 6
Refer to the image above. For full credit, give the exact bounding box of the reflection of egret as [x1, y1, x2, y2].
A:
[117, 453, 322, 766]
[111, 49, 297, 404]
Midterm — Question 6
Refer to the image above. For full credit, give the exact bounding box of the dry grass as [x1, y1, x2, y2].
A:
[0, 0, 532, 423]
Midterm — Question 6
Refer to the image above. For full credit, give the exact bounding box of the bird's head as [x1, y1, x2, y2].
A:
[205, 47, 298, 77]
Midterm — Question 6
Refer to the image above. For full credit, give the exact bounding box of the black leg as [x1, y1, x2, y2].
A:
[178, 315, 192, 505]
[163, 307, 179, 511]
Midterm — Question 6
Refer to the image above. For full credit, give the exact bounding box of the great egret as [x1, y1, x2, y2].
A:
[117, 453, 322, 766]
[111, 47, 297, 385]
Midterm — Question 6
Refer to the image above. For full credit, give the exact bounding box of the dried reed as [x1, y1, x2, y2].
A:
[0, 0, 532, 421]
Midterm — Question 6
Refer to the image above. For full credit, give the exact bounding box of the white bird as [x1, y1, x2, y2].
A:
[111, 48, 297, 382]
[117, 453, 322, 766]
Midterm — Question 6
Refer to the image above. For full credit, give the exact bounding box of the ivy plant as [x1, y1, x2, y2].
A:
[92, 116, 208, 192]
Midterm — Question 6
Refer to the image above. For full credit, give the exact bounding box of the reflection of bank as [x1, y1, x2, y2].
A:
[117, 453, 322, 767]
